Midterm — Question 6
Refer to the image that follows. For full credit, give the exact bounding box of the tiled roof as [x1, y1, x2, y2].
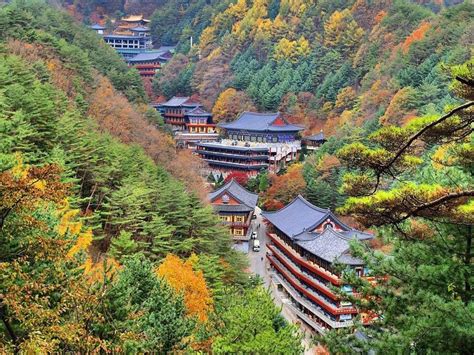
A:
[128, 50, 172, 62]
[160, 96, 200, 107]
[262, 195, 329, 237]
[186, 106, 211, 116]
[122, 15, 149, 22]
[304, 132, 325, 141]
[218, 112, 304, 132]
[296, 227, 364, 266]
[196, 142, 268, 152]
[90, 24, 106, 30]
[213, 204, 254, 213]
[209, 179, 258, 209]
[131, 26, 150, 32]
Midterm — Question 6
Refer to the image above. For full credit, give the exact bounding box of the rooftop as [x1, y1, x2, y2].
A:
[263, 195, 330, 237]
[122, 15, 150, 23]
[159, 96, 200, 107]
[209, 179, 258, 210]
[90, 23, 106, 30]
[296, 227, 365, 265]
[218, 112, 304, 132]
[127, 49, 172, 62]
[186, 106, 211, 117]
[304, 132, 325, 141]
[131, 26, 150, 32]
[263, 196, 373, 265]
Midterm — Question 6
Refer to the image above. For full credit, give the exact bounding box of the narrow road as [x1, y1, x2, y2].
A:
[248, 207, 316, 354]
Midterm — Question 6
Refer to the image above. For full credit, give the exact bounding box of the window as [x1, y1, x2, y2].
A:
[272, 137, 278, 143]
[257, 136, 262, 142]
[234, 229, 244, 236]
[244, 135, 250, 141]
[235, 216, 244, 223]
[250, 136, 256, 142]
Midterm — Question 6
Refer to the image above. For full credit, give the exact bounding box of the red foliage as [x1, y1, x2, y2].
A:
[262, 199, 285, 211]
[224, 171, 249, 186]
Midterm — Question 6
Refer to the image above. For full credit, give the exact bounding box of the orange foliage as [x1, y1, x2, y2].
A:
[380, 87, 417, 125]
[263, 164, 306, 208]
[157, 254, 213, 322]
[402, 22, 430, 54]
[212, 88, 256, 122]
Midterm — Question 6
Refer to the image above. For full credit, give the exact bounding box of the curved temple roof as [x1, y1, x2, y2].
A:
[218, 112, 304, 132]
[262, 195, 373, 265]
[209, 179, 258, 210]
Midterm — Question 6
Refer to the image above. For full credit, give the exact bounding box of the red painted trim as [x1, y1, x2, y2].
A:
[267, 244, 338, 300]
[267, 233, 341, 285]
[268, 255, 358, 315]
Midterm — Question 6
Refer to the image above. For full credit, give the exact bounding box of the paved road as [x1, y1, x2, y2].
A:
[247, 207, 316, 354]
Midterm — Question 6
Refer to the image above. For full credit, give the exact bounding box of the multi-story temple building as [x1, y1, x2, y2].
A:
[127, 47, 174, 78]
[195, 112, 303, 176]
[209, 179, 258, 242]
[154, 97, 219, 147]
[262, 195, 374, 333]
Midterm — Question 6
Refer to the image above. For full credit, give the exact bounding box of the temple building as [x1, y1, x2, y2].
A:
[154, 97, 219, 148]
[195, 112, 304, 176]
[127, 47, 174, 78]
[262, 195, 374, 334]
[209, 179, 258, 242]
[115, 15, 150, 35]
[302, 131, 326, 151]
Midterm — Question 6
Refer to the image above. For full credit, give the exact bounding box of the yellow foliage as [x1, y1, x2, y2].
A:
[274, 36, 310, 62]
[58, 209, 80, 236]
[83, 257, 121, 285]
[11, 153, 28, 179]
[157, 254, 213, 322]
[67, 229, 92, 259]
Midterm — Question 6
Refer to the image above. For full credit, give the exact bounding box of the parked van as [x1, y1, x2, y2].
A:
[252, 239, 260, 252]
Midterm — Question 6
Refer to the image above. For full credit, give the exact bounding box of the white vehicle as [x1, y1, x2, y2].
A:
[251, 231, 258, 239]
[252, 239, 260, 252]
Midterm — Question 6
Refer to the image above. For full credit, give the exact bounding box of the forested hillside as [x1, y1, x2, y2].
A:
[0, 1, 303, 352]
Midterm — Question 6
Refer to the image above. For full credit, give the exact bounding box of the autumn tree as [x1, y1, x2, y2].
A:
[223, 171, 249, 186]
[262, 163, 306, 209]
[212, 88, 256, 122]
[322, 63, 474, 353]
[324, 9, 364, 58]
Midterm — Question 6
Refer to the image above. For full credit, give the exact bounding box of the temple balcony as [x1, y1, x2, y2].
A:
[202, 159, 269, 170]
[165, 112, 185, 118]
[267, 244, 339, 301]
[268, 233, 341, 285]
[267, 254, 357, 316]
[197, 150, 269, 160]
[269, 257, 355, 329]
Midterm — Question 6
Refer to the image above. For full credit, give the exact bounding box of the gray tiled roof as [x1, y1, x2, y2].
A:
[209, 179, 258, 209]
[131, 26, 150, 32]
[262, 195, 328, 237]
[304, 132, 325, 141]
[296, 227, 365, 265]
[218, 112, 304, 132]
[128, 50, 172, 62]
[186, 106, 211, 117]
[90, 24, 106, 30]
[160, 96, 199, 107]
[196, 142, 268, 152]
[213, 204, 254, 213]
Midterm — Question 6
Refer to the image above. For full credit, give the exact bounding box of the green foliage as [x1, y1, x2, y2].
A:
[212, 286, 303, 353]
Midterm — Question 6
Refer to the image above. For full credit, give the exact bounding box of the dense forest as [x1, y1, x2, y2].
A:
[1, 0, 473, 353]
[0, 1, 304, 352]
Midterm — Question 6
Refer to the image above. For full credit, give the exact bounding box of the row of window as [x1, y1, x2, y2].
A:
[219, 215, 245, 223]
[228, 134, 296, 143]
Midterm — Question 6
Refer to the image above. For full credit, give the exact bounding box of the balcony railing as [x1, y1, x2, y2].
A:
[268, 254, 357, 315]
[270, 265, 354, 329]
[268, 233, 341, 285]
[268, 244, 338, 301]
